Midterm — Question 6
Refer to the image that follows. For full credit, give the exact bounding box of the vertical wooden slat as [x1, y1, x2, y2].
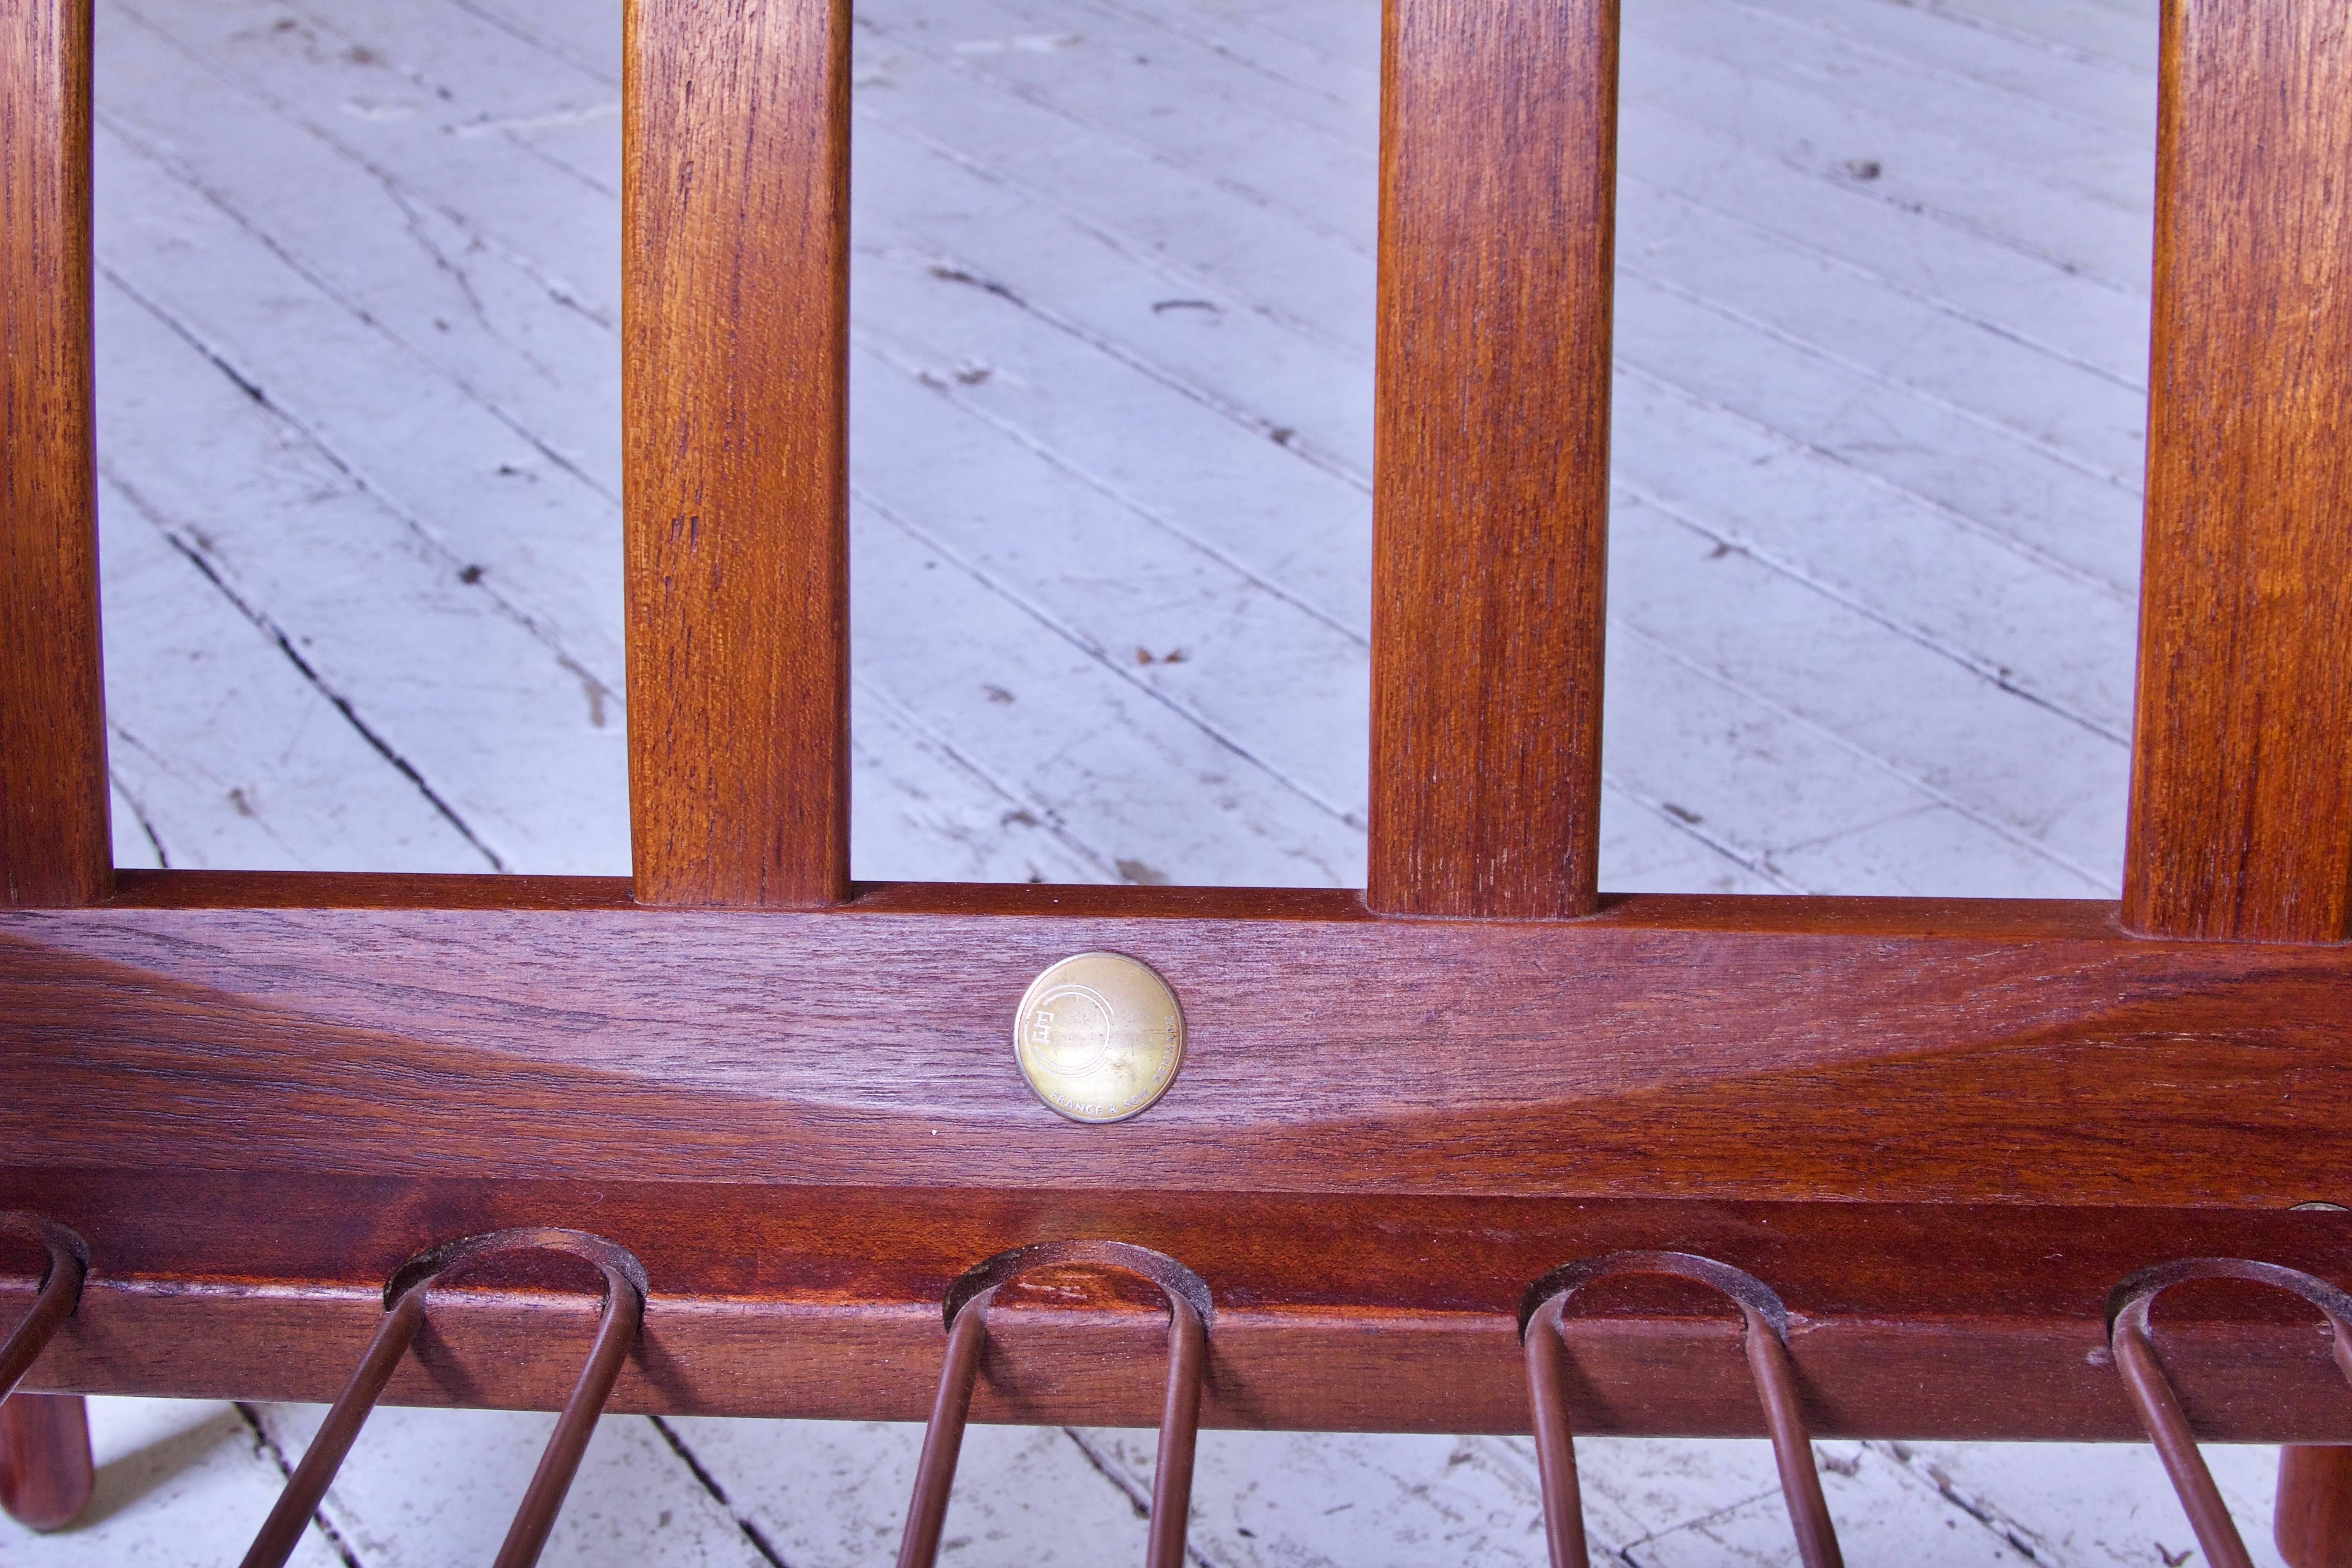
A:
[1367, 0, 1618, 920]
[622, 0, 851, 907]
[2, 1, 106, 1498]
[0, 0, 108, 909]
[2123, 0, 2352, 943]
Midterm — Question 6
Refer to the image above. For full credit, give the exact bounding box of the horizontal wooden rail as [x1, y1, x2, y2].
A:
[7, 874, 2350, 1436]
[6, 1183, 2351, 1440]
[3, 872, 2350, 1204]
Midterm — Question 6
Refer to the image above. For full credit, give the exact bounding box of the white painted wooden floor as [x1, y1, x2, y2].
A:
[5, 0, 2303, 1561]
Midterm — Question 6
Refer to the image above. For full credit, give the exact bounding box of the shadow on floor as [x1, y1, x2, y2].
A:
[70, 1403, 253, 1532]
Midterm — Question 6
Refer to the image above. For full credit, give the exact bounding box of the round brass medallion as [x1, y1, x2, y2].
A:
[1013, 951, 1185, 1123]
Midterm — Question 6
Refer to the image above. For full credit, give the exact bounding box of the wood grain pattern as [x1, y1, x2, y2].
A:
[622, 0, 851, 906]
[0, 0, 108, 909]
[5, 875, 2352, 1205]
[2124, 0, 2352, 942]
[0, 1393, 91, 1533]
[1369, 0, 1618, 919]
[7, 1176, 2352, 1439]
[2278, 1446, 2352, 1568]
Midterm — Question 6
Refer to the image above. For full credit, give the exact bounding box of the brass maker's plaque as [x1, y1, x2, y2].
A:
[1013, 951, 1185, 1123]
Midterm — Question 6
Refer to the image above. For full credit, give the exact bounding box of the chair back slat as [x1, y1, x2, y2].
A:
[0, 0, 108, 910]
[2124, 0, 2352, 942]
[622, 0, 853, 907]
[1370, 0, 1619, 919]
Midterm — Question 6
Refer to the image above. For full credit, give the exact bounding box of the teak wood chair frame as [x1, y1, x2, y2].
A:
[5, 0, 2352, 1559]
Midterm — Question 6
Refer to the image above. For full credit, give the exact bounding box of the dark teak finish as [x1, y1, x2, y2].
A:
[6, 877, 2352, 1438]
[0, 1394, 91, 1533]
[4, 881, 2352, 1207]
[2123, 10, 2352, 1539]
[10, 1173, 2352, 1442]
[6, 0, 2352, 1547]
[2124, 0, 2352, 944]
[0, 0, 107, 910]
[2278, 1446, 2352, 1568]
[1370, 0, 1617, 919]
[622, 0, 852, 907]
[1, 0, 105, 1523]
